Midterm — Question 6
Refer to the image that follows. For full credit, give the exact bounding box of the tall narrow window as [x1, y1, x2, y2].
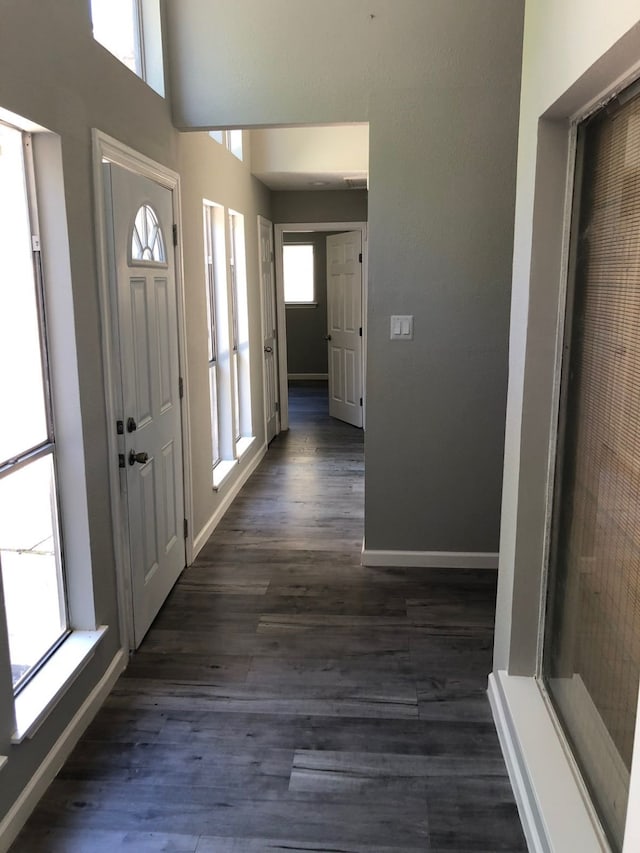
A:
[203, 204, 221, 469]
[543, 85, 640, 850]
[228, 211, 251, 446]
[0, 124, 68, 692]
[228, 212, 241, 442]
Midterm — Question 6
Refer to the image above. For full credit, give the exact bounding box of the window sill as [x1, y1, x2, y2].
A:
[213, 459, 237, 491]
[12, 626, 108, 744]
[236, 435, 256, 460]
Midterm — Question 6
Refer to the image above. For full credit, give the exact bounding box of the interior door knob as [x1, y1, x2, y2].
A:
[128, 450, 149, 466]
[324, 334, 332, 341]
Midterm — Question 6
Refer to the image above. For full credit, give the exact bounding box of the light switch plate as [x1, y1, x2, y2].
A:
[390, 314, 414, 340]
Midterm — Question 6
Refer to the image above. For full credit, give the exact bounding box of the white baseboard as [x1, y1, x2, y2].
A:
[192, 442, 267, 560]
[488, 670, 610, 853]
[287, 373, 328, 381]
[361, 547, 498, 569]
[0, 649, 127, 853]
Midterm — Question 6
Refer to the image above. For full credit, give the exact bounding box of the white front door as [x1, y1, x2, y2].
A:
[104, 164, 185, 648]
[327, 231, 363, 428]
[258, 216, 279, 444]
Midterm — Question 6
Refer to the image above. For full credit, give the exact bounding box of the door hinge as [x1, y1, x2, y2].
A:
[275, 401, 280, 413]
[359, 397, 363, 407]
[32, 235, 41, 252]
[183, 518, 189, 539]
[358, 252, 363, 263]
[359, 326, 362, 337]
[118, 453, 125, 469]
[178, 376, 184, 399]
[270, 251, 275, 263]
[173, 224, 178, 247]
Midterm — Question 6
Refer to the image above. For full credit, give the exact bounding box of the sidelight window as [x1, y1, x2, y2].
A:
[202, 203, 253, 490]
[0, 123, 69, 693]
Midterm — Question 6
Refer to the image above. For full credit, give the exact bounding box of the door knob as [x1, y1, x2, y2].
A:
[128, 450, 149, 466]
[324, 334, 332, 341]
[264, 345, 273, 353]
[126, 417, 137, 433]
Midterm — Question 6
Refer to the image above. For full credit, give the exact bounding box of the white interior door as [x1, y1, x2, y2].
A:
[327, 231, 363, 428]
[258, 216, 279, 444]
[104, 163, 185, 648]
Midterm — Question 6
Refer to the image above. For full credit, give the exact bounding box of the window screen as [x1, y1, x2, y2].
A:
[543, 82, 640, 850]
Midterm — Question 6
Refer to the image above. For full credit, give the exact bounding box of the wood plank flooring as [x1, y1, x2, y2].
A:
[11, 382, 526, 852]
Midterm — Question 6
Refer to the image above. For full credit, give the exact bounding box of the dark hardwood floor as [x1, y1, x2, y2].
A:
[11, 382, 526, 852]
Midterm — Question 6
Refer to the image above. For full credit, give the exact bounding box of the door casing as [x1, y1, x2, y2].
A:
[274, 221, 368, 430]
[92, 129, 193, 652]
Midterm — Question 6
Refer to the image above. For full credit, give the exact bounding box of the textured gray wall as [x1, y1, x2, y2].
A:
[166, 0, 525, 554]
[272, 190, 368, 225]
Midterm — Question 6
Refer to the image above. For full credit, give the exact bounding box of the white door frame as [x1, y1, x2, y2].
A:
[257, 215, 280, 441]
[91, 129, 193, 652]
[274, 221, 368, 430]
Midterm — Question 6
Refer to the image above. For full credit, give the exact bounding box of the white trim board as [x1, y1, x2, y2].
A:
[192, 442, 267, 560]
[0, 650, 127, 853]
[361, 548, 498, 569]
[91, 129, 194, 651]
[488, 671, 610, 853]
[288, 373, 328, 381]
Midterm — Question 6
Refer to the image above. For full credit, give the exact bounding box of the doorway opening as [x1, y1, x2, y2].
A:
[274, 222, 368, 431]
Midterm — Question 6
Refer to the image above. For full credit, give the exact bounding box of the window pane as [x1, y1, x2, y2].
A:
[132, 204, 166, 263]
[228, 130, 243, 160]
[0, 124, 48, 463]
[91, 0, 141, 75]
[284, 244, 314, 303]
[0, 455, 67, 690]
[209, 366, 220, 468]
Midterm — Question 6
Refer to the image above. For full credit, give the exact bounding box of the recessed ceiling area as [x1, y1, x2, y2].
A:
[249, 124, 368, 192]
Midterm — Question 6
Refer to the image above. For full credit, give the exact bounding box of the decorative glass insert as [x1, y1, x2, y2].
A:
[131, 204, 166, 263]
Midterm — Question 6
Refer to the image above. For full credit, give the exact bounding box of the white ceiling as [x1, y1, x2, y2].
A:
[249, 124, 369, 192]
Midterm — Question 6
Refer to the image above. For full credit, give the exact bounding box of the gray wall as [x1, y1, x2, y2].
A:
[0, 0, 271, 829]
[166, 0, 524, 554]
[272, 190, 368, 224]
[284, 232, 329, 376]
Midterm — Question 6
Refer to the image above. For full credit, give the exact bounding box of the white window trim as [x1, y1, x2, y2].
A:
[12, 627, 108, 743]
[212, 459, 237, 492]
[0, 113, 103, 745]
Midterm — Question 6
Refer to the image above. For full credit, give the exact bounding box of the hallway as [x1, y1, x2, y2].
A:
[11, 383, 526, 852]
